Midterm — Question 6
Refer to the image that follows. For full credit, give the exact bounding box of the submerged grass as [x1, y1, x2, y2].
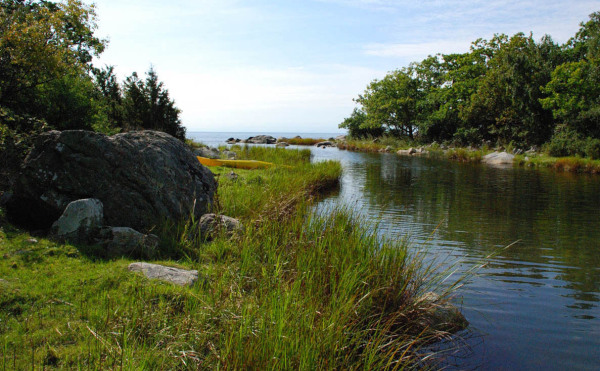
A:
[0, 146, 465, 369]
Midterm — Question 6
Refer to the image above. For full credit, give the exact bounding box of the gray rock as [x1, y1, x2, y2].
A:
[397, 148, 417, 156]
[222, 150, 237, 159]
[198, 213, 242, 240]
[195, 146, 220, 159]
[316, 141, 334, 148]
[418, 292, 468, 333]
[0, 191, 13, 207]
[6, 130, 217, 232]
[97, 226, 159, 256]
[276, 142, 290, 147]
[482, 151, 515, 165]
[226, 171, 239, 181]
[51, 198, 103, 242]
[128, 262, 198, 287]
[245, 135, 277, 144]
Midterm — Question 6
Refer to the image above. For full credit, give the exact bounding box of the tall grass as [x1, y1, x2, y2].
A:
[0, 146, 466, 369]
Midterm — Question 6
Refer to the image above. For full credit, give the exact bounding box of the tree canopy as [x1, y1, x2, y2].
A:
[0, 0, 186, 140]
[341, 11, 600, 156]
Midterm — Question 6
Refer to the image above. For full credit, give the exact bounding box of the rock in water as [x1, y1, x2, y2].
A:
[128, 262, 198, 287]
[7, 130, 217, 232]
[482, 151, 515, 166]
[51, 198, 103, 242]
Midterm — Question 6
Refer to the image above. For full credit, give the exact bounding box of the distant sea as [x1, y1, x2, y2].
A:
[187, 131, 344, 148]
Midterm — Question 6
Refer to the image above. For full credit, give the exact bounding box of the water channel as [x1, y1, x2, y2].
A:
[310, 147, 600, 370]
[191, 132, 600, 370]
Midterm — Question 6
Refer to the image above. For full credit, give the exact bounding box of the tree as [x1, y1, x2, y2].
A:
[355, 69, 421, 139]
[123, 68, 185, 140]
[338, 107, 383, 138]
[0, 0, 105, 120]
[93, 65, 124, 132]
[541, 12, 600, 139]
[461, 33, 561, 146]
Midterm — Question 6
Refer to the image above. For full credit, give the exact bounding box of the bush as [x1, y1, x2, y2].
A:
[585, 138, 600, 159]
[544, 125, 586, 157]
[452, 127, 482, 146]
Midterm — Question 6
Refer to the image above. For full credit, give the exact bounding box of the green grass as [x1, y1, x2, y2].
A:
[0, 146, 465, 369]
[284, 137, 327, 146]
[515, 153, 600, 174]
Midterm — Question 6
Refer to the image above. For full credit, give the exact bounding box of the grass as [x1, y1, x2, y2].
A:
[283, 137, 328, 146]
[0, 146, 466, 369]
[337, 136, 419, 153]
[515, 153, 600, 174]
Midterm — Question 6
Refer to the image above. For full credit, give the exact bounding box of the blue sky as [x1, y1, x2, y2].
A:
[94, 0, 600, 133]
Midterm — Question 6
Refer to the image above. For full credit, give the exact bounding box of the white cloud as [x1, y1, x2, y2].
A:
[364, 40, 473, 59]
[161, 65, 385, 131]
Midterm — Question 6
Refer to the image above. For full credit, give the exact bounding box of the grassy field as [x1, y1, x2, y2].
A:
[0, 146, 465, 369]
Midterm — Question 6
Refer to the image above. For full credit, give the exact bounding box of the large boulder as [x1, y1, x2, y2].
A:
[6, 130, 217, 232]
[245, 135, 276, 144]
[482, 151, 515, 166]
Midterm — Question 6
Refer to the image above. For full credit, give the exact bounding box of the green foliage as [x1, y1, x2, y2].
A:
[123, 68, 185, 140]
[338, 107, 383, 138]
[354, 69, 420, 138]
[544, 124, 586, 157]
[0, 0, 105, 123]
[343, 11, 600, 157]
[0, 2, 183, 141]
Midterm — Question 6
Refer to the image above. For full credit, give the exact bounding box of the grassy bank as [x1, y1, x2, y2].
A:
[0, 146, 465, 369]
[337, 136, 600, 174]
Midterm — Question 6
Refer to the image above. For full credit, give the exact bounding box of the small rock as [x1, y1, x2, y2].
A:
[0, 191, 13, 207]
[128, 262, 198, 287]
[97, 227, 159, 256]
[226, 171, 239, 181]
[335, 135, 347, 141]
[198, 213, 242, 240]
[195, 146, 220, 159]
[276, 142, 290, 147]
[418, 292, 468, 333]
[222, 150, 237, 159]
[51, 198, 103, 242]
[26, 238, 38, 244]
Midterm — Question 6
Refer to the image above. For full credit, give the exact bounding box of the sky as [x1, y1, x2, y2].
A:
[93, 0, 600, 133]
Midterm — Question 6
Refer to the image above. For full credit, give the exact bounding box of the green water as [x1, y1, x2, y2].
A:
[313, 149, 600, 370]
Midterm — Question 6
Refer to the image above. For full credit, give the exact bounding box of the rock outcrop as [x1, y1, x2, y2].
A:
[6, 130, 217, 232]
[316, 141, 334, 148]
[245, 135, 277, 144]
[128, 262, 198, 287]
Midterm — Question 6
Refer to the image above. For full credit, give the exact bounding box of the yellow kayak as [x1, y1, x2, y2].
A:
[197, 156, 274, 169]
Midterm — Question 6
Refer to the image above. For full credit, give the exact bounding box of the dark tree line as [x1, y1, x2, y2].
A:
[340, 12, 600, 158]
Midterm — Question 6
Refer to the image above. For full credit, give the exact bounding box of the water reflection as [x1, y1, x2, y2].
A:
[311, 147, 600, 370]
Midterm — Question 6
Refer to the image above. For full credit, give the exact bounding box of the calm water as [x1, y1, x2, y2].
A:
[190, 132, 600, 370]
